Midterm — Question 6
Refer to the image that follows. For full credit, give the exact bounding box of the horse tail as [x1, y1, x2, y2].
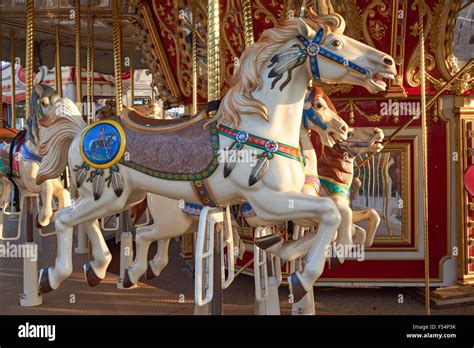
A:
[36, 99, 87, 185]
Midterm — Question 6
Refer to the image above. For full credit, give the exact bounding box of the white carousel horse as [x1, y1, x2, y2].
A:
[0, 85, 70, 238]
[122, 84, 348, 288]
[36, 14, 396, 301]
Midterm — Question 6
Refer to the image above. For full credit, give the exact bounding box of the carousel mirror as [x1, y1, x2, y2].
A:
[449, 0, 473, 74]
[352, 138, 416, 248]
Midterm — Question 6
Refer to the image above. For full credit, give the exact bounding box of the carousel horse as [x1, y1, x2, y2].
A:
[122, 84, 348, 288]
[319, 127, 384, 249]
[36, 14, 396, 301]
[0, 85, 70, 234]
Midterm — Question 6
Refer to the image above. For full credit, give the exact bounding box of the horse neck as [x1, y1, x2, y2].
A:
[299, 129, 318, 176]
[238, 64, 309, 148]
[24, 138, 39, 155]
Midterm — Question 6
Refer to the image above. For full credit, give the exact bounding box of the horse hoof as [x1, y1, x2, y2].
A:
[122, 269, 135, 288]
[329, 256, 343, 270]
[83, 263, 102, 287]
[146, 263, 157, 280]
[253, 234, 283, 250]
[39, 268, 53, 294]
[289, 273, 307, 303]
[35, 213, 47, 229]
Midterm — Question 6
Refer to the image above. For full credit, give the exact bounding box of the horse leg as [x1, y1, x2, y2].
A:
[124, 194, 195, 287]
[122, 223, 157, 287]
[82, 219, 112, 286]
[147, 238, 172, 279]
[247, 190, 340, 303]
[37, 180, 54, 228]
[51, 178, 71, 209]
[352, 208, 380, 247]
[39, 194, 128, 293]
[352, 224, 367, 246]
[332, 197, 353, 265]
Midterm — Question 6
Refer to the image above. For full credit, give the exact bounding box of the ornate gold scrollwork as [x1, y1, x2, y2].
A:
[426, 0, 473, 94]
[405, 0, 435, 88]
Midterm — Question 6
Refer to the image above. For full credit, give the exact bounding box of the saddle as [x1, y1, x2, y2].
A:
[117, 115, 220, 181]
[122, 107, 208, 134]
[0, 129, 22, 177]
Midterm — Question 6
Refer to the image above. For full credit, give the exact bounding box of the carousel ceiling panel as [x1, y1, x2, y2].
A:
[0, 0, 146, 74]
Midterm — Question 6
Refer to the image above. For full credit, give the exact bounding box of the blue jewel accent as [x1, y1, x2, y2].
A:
[265, 140, 278, 153]
[236, 130, 249, 143]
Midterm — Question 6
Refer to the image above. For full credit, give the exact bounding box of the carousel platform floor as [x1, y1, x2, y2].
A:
[1, 214, 474, 315]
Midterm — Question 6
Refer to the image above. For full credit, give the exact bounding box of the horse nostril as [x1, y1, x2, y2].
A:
[383, 57, 393, 66]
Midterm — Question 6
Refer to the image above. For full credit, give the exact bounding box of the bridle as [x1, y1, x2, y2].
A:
[297, 27, 371, 82]
[302, 89, 328, 130]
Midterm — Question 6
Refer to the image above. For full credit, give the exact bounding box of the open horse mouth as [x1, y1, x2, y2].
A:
[369, 72, 395, 91]
[371, 140, 384, 150]
[329, 131, 345, 144]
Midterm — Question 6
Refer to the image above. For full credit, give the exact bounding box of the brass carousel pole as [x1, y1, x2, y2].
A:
[21, 0, 42, 308]
[75, 0, 82, 110]
[87, 0, 94, 123]
[208, 0, 222, 315]
[112, 0, 123, 115]
[130, 48, 134, 107]
[241, 0, 254, 47]
[55, 22, 63, 98]
[191, 9, 198, 115]
[419, 0, 430, 316]
[10, 30, 16, 128]
[207, 0, 220, 117]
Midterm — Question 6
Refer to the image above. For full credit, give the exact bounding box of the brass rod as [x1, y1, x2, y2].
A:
[419, 0, 430, 316]
[25, 0, 34, 120]
[55, 23, 63, 97]
[75, 0, 82, 108]
[10, 30, 16, 128]
[112, 0, 123, 114]
[240, 0, 254, 47]
[207, 0, 220, 111]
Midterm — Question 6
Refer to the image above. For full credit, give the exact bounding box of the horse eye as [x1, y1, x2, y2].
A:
[331, 39, 342, 48]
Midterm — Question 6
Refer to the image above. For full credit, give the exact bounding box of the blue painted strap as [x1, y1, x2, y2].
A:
[182, 202, 203, 216]
[297, 27, 369, 81]
[20, 144, 42, 163]
[301, 90, 328, 131]
[303, 108, 328, 130]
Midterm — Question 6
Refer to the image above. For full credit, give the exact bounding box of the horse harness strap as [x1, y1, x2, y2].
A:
[217, 125, 304, 164]
[191, 179, 220, 207]
[302, 90, 328, 130]
[297, 28, 370, 82]
[319, 176, 351, 200]
[8, 129, 27, 211]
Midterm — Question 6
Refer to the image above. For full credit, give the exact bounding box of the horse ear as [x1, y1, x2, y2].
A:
[319, 13, 345, 33]
[34, 84, 45, 95]
[296, 18, 316, 39]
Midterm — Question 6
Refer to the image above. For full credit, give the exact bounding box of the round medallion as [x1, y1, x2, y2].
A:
[80, 120, 126, 169]
[307, 43, 320, 56]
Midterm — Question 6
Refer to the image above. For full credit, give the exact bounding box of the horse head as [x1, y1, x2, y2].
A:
[26, 84, 60, 146]
[294, 12, 397, 92]
[342, 127, 384, 156]
[302, 85, 349, 148]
